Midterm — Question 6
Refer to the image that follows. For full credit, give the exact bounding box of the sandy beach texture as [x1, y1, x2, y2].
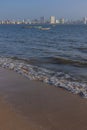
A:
[0, 68, 87, 130]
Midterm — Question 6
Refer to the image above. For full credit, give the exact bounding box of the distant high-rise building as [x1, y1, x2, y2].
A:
[60, 18, 65, 24]
[40, 16, 45, 24]
[83, 17, 87, 24]
[50, 16, 56, 24]
[56, 19, 60, 24]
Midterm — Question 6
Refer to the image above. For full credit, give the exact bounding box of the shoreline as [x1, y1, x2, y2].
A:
[0, 57, 87, 98]
[0, 67, 87, 129]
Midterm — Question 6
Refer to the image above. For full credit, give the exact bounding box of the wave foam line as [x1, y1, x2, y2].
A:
[0, 57, 87, 98]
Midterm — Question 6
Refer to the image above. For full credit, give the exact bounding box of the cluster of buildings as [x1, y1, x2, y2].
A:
[0, 16, 87, 25]
[0, 20, 30, 25]
[50, 16, 64, 24]
[0, 16, 65, 25]
[50, 16, 87, 24]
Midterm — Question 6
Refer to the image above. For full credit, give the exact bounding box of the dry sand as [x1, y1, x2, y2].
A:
[0, 68, 87, 130]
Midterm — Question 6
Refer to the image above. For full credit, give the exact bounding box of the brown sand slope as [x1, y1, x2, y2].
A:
[0, 68, 87, 130]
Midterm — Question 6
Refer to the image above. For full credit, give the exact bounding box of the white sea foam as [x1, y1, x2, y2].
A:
[0, 57, 87, 98]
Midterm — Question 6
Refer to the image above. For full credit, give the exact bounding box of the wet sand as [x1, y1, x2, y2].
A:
[0, 68, 87, 130]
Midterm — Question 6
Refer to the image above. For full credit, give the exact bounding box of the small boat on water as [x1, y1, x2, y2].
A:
[34, 26, 42, 29]
[22, 26, 51, 30]
[22, 26, 42, 29]
[39, 27, 50, 30]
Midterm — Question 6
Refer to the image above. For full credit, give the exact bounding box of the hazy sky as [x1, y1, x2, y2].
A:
[0, 0, 87, 20]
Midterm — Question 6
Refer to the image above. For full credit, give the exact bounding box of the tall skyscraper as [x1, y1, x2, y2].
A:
[83, 17, 87, 24]
[60, 18, 65, 24]
[50, 16, 56, 24]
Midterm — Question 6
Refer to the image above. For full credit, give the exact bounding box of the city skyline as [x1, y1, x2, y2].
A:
[0, 0, 87, 20]
[0, 15, 87, 25]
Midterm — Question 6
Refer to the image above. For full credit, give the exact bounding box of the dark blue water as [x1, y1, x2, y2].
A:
[0, 24, 87, 81]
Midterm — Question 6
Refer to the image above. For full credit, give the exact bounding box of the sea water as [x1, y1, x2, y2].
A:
[0, 24, 87, 97]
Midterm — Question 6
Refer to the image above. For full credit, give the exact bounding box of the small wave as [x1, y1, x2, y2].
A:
[0, 57, 87, 98]
[60, 38, 78, 43]
[76, 47, 87, 53]
[12, 56, 87, 67]
[51, 56, 87, 67]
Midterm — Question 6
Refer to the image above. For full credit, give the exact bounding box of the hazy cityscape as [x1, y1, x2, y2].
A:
[1, 0, 87, 129]
[0, 16, 87, 25]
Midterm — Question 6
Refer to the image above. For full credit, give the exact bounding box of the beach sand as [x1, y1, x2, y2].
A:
[0, 68, 87, 130]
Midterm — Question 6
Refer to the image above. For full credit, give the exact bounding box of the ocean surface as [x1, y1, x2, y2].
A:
[0, 24, 87, 97]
